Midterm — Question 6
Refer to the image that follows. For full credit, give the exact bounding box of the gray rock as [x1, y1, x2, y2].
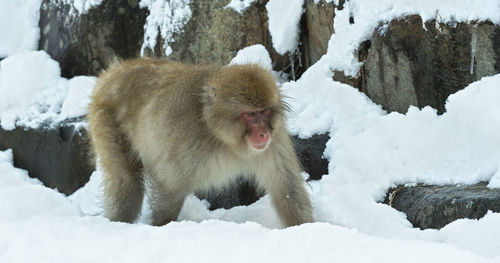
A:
[39, 0, 148, 78]
[363, 16, 499, 114]
[146, 0, 280, 67]
[0, 121, 94, 195]
[385, 183, 500, 229]
[303, 0, 336, 68]
[39, 0, 308, 79]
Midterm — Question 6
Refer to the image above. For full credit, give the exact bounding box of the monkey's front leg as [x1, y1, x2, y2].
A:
[147, 173, 188, 226]
[265, 170, 314, 227]
[149, 188, 187, 226]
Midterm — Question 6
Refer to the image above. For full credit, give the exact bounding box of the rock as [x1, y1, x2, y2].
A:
[0, 121, 94, 195]
[197, 177, 264, 210]
[199, 133, 330, 209]
[303, 0, 336, 68]
[38, 0, 148, 78]
[292, 133, 329, 180]
[39, 0, 309, 78]
[147, 0, 274, 66]
[363, 16, 500, 114]
[385, 183, 500, 229]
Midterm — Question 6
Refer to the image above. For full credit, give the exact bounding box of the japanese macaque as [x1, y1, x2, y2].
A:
[87, 58, 313, 227]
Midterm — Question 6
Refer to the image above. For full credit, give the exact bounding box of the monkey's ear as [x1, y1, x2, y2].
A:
[202, 85, 217, 104]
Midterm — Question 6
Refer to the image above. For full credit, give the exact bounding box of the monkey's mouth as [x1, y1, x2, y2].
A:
[249, 139, 271, 151]
[252, 143, 267, 150]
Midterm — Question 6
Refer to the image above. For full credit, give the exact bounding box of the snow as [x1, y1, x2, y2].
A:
[229, 44, 273, 70]
[2, 71, 500, 261]
[0, 0, 42, 57]
[56, 0, 103, 15]
[140, 0, 192, 56]
[0, 51, 96, 130]
[1, 149, 500, 262]
[1, 0, 500, 261]
[266, 0, 304, 55]
[225, 0, 257, 14]
[60, 76, 96, 120]
[282, 71, 500, 239]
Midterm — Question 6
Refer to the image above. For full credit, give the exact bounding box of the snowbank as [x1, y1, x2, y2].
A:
[229, 44, 273, 70]
[266, 0, 304, 55]
[0, 51, 96, 130]
[1, 149, 500, 262]
[0, 0, 42, 57]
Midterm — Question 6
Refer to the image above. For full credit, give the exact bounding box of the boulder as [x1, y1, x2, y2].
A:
[363, 16, 499, 114]
[151, 0, 270, 65]
[0, 121, 94, 195]
[385, 183, 500, 229]
[38, 0, 148, 78]
[146, 0, 301, 75]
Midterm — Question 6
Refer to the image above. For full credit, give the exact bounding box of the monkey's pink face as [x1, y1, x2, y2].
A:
[241, 109, 272, 151]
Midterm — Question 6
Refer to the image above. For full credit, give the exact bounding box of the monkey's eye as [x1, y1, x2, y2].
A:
[243, 112, 257, 119]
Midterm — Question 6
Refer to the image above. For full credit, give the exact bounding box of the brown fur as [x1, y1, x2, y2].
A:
[87, 58, 313, 226]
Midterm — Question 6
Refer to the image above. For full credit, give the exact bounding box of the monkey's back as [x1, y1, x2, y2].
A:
[88, 58, 218, 163]
[92, 59, 213, 118]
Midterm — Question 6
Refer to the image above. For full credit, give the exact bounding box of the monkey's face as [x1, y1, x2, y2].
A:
[202, 64, 286, 155]
[241, 108, 272, 151]
[203, 102, 277, 155]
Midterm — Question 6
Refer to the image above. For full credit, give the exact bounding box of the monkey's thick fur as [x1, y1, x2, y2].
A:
[88, 58, 313, 227]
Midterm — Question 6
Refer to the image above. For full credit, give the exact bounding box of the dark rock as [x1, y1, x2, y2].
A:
[385, 183, 500, 229]
[38, 0, 148, 78]
[197, 177, 264, 210]
[292, 133, 329, 180]
[363, 16, 499, 114]
[202, 133, 329, 209]
[0, 121, 94, 195]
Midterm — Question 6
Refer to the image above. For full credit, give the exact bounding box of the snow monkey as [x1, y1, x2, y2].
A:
[88, 58, 313, 227]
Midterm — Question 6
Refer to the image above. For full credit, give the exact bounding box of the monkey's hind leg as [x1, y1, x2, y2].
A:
[89, 109, 144, 223]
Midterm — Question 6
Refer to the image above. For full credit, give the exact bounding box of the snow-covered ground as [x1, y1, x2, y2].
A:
[1, 0, 500, 262]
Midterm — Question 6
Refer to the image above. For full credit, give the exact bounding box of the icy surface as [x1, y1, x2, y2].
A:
[266, 0, 304, 55]
[0, 51, 96, 130]
[225, 0, 257, 14]
[0, 0, 42, 57]
[140, 0, 192, 56]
